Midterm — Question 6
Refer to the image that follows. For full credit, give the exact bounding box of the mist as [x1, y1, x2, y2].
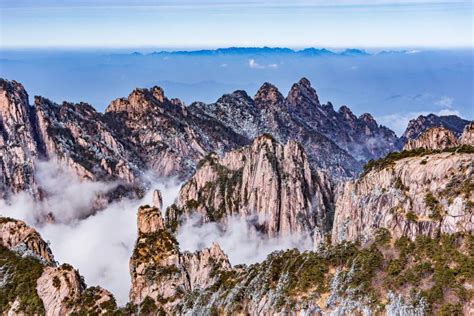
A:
[177, 215, 314, 265]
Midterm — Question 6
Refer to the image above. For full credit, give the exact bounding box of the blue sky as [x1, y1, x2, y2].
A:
[1, 0, 473, 48]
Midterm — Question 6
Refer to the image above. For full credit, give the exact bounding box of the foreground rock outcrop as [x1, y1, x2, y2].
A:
[0, 216, 118, 315]
[129, 207, 473, 315]
[167, 135, 334, 241]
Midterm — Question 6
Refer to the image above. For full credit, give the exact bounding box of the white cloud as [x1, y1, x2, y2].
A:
[248, 59, 278, 69]
[435, 96, 454, 108]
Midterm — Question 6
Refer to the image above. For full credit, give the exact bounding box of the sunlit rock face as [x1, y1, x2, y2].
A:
[332, 150, 474, 244]
[168, 135, 334, 241]
[0, 79, 40, 198]
[0, 217, 55, 265]
[403, 127, 459, 151]
[460, 122, 474, 146]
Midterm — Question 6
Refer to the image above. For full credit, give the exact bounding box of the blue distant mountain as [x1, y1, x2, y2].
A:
[148, 47, 373, 56]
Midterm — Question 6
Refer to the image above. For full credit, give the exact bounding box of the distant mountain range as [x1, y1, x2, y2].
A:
[133, 47, 412, 57]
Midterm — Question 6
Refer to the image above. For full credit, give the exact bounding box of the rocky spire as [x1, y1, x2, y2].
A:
[105, 86, 167, 114]
[254, 82, 284, 107]
[286, 77, 320, 106]
[152, 189, 163, 210]
[137, 205, 165, 234]
[403, 127, 458, 151]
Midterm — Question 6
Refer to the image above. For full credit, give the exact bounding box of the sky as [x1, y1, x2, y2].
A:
[1, 0, 473, 48]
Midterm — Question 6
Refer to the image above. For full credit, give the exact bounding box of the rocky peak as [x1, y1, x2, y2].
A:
[333, 150, 473, 244]
[359, 113, 377, 127]
[105, 86, 168, 114]
[459, 122, 474, 146]
[254, 82, 284, 106]
[403, 127, 458, 151]
[338, 105, 357, 122]
[170, 135, 334, 239]
[0, 217, 55, 265]
[286, 77, 320, 106]
[0, 79, 40, 197]
[402, 114, 470, 140]
[217, 90, 254, 105]
[137, 204, 165, 234]
[152, 189, 163, 210]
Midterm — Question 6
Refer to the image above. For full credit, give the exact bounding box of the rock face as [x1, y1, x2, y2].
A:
[129, 205, 232, 311]
[332, 150, 473, 244]
[460, 122, 474, 146]
[169, 135, 334, 240]
[403, 127, 459, 151]
[0, 216, 118, 315]
[34, 96, 143, 184]
[0, 79, 40, 198]
[402, 113, 470, 140]
[0, 217, 55, 264]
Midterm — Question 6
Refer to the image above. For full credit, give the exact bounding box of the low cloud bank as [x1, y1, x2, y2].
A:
[0, 159, 181, 305]
[177, 215, 313, 265]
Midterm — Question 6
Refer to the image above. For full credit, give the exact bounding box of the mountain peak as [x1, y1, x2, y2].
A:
[286, 77, 320, 106]
[254, 82, 284, 106]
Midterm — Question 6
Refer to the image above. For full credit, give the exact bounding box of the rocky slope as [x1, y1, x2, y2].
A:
[333, 126, 474, 245]
[402, 113, 471, 140]
[167, 135, 333, 241]
[129, 204, 473, 315]
[0, 217, 118, 315]
[403, 127, 459, 151]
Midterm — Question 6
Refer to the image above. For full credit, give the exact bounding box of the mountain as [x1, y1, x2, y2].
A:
[147, 47, 373, 57]
[193, 78, 400, 175]
[1, 77, 401, 205]
[166, 135, 333, 241]
[402, 114, 471, 140]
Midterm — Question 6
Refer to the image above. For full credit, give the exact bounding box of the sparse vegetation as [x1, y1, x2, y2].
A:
[361, 145, 474, 176]
[0, 246, 46, 314]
